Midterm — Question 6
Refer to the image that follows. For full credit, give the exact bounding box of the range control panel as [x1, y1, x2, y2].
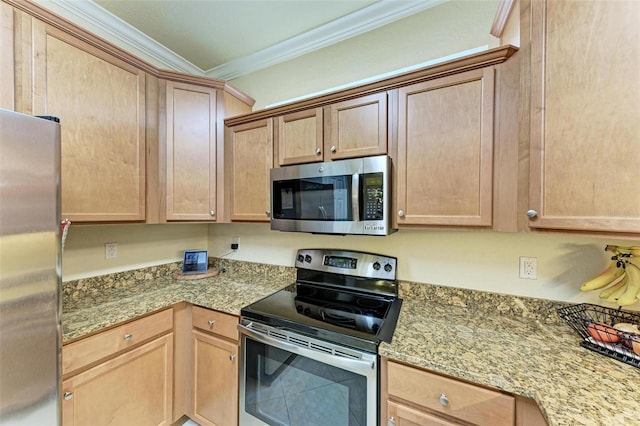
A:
[295, 248, 397, 281]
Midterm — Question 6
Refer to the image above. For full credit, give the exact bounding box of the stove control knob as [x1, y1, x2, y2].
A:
[297, 254, 304, 263]
[384, 263, 393, 273]
[304, 255, 312, 263]
[296, 305, 303, 313]
[304, 308, 312, 316]
[372, 262, 381, 271]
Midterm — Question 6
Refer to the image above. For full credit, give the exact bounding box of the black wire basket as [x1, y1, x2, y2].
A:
[557, 303, 640, 369]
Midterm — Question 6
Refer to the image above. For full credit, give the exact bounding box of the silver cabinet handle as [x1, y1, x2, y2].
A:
[398, 210, 405, 217]
[209, 210, 215, 217]
[526, 209, 538, 219]
[315, 148, 321, 155]
[387, 417, 396, 426]
[439, 393, 450, 406]
[207, 320, 216, 328]
[265, 210, 271, 217]
[63, 391, 73, 401]
[229, 354, 236, 362]
[124, 333, 133, 341]
[330, 145, 337, 153]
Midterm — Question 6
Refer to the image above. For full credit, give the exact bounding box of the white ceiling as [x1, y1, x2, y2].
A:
[49, 0, 453, 80]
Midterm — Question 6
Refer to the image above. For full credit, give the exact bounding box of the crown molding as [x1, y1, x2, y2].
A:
[205, 0, 448, 80]
[37, 0, 448, 80]
[490, 0, 516, 38]
[41, 0, 205, 75]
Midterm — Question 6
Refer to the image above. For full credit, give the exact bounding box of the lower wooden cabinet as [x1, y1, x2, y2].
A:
[191, 306, 239, 426]
[387, 400, 458, 426]
[61, 334, 174, 426]
[383, 359, 547, 426]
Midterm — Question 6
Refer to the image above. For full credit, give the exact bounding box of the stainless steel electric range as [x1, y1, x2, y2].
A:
[238, 249, 402, 426]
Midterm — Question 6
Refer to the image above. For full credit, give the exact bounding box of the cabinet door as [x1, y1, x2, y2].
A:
[277, 107, 323, 165]
[529, 0, 640, 233]
[192, 330, 238, 426]
[0, 2, 13, 110]
[387, 401, 457, 426]
[32, 22, 146, 222]
[396, 68, 494, 227]
[166, 81, 217, 221]
[326, 92, 388, 160]
[61, 334, 173, 426]
[227, 119, 273, 221]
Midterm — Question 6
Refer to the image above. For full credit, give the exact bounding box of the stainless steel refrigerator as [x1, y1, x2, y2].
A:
[0, 108, 61, 425]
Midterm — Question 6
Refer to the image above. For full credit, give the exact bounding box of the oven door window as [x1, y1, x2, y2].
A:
[272, 176, 353, 221]
[243, 337, 368, 426]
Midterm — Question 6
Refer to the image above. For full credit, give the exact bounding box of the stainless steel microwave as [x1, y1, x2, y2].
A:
[270, 155, 395, 235]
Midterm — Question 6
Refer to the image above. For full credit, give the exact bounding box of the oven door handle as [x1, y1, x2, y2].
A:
[238, 323, 376, 373]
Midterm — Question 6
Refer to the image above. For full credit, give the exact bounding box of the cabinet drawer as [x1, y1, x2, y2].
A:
[192, 306, 238, 341]
[387, 361, 514, 426]
[62, 309, 173, 376]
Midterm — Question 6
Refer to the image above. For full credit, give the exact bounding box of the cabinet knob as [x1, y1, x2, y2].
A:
[207, 320, 216, 328]
[330, 145, 337, 153]
[315, 148, 321, 155]
[526, 209, 538, 219]
[439, 393, 450, 406]
[398, 210, 405, 217]
[123, 333, 133, 341]
[387, 416, 396, 426]
[229, 354, 236, 362]
[265, 210, 271, 217]
[63, 391, 73, 401]
[209, 210, 215, 217]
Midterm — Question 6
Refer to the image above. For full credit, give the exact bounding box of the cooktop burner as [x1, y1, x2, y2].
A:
[240, 249, 402, 353]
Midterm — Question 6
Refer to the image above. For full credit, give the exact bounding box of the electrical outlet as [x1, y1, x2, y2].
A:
[105, 242, 118, 259]
[519, 256, 537, 279]
[231, 236, 240, 251]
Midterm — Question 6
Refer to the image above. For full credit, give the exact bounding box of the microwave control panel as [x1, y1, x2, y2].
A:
[363, 173, 384, 220]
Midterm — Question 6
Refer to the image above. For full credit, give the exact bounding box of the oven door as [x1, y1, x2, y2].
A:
[238, 321, 377, 426]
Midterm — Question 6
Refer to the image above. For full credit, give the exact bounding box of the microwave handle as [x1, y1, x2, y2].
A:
[352, 172, 360, 220]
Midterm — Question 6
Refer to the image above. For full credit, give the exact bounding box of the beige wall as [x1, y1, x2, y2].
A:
[62, 224, 208, 281]
[208, 223, 639, 310]
[230, 0, 501, 109]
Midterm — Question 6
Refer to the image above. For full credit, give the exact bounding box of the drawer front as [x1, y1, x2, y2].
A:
[62, 309, 173, 376]
[192, 306, 239, 341]
[387, 361, 514, 426]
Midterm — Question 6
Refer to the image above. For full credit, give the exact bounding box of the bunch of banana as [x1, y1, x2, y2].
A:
[579, 245, 640, 307]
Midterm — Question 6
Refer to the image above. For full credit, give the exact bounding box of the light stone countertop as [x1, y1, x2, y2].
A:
[62, 260, 640, 426]
[380, 300, 640, 426]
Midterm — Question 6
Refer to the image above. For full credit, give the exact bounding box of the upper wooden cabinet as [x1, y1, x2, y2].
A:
[165, 81, 218, 221]
[527, 0, 640, 234]
[226, 119, 273, 222]
[276, 108, 323, 165]
[31, 22, 146, 222]
[275, 92, 388, 166]
[326, 92, 388, 160]
[395, 67, 495, 227]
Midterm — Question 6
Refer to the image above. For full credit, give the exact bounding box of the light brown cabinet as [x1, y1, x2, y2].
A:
[395, 67, 495, 228]
[387, 401, 458, 426]
[326, 92, 388, 160]
[61, 310, 174, 426]
[226, 118, 274, 222]
[384, 360, 514, 426]
[165, 81, 218, 221]
[275, 92, 388, 166]
[276, 108, 323, 165]
[190, 306, 239, 426]
[527, 0, 640, 234]
[30, 22, 146, 222]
